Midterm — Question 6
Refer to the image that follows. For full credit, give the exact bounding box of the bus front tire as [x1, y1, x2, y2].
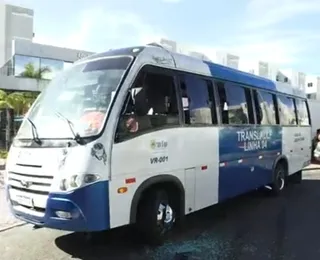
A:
[270, 163, 287, 196]
[137, 189, 176, 245]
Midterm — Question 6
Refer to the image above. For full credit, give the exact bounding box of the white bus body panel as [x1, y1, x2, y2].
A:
[308, 99, 320, 136]
[282, 126, 312, 175]
[109, 127, 219, 228]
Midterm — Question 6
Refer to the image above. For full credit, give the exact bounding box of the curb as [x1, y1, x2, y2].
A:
[0, 222, 26, 233]
[303, 167, 320, 171]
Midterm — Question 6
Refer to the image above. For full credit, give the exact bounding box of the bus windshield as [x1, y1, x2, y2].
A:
[16, 56, 132, 140]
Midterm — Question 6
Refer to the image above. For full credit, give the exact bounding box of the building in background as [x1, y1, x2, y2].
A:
[279, 69, 306, 91]
[305, 75, 320, 100]
[239, 60, 279, 81]
[214, 51, 239, 70]
[158, 38, 320, 101]
[0, 3, 34, 67]
[0, 3, 94, 92]
[1, 38, 94, 78]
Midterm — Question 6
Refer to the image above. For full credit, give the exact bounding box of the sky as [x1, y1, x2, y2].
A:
[3, 0, 320, 75]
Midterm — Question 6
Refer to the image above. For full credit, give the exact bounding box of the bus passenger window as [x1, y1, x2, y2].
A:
[277, 95, 297, 125]
[295, 98, 310, 126]
[179, 75, 216, 125]
[116, 69, 179, 140]
[216, 81, 251, 125]
[253, 90, 277, 125]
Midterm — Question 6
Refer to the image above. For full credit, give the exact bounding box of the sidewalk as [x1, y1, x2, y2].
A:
[0, 169, 24, 232]
[303, 163, 320, 171]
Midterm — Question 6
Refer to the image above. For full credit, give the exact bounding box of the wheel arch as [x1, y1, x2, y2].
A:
[272, 155, 289, 176]
[129, 174, 185, 224]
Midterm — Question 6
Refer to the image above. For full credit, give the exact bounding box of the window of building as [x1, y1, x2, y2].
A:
[307, 93, 316, 100]
[14, 55, 40, 77]
[115, 67, 179, 141]
[295, 98, 310, 125]
[307, 82, 313, 87]
[179, 74, 216, 125]
[277, 95, 297, 125]
[216, 81, 254, 125]
[40, 58, 64, 80]
[0, 59, 14, 76]
[253, 90, 277, 125]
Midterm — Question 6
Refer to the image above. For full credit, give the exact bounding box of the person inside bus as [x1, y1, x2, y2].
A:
[312, 128, 320, 162]
[117, 72, 178, 136]
[145, 75, 179, 126]
[117, 73, 152, 135]
[80, 75, 113, 134]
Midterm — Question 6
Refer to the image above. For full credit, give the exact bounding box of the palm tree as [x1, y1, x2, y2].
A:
[0, 90, 27, 149]
[0, 90, 27, 114]
[21, 91, 40, 114]
[20, 62, 52, 79]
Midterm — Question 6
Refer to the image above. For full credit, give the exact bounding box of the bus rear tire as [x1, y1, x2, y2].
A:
[136, 189, 176, 245]
[269, 163, 287, 196]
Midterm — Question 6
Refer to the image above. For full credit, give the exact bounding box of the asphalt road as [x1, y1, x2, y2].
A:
[1, 170, 320, 260]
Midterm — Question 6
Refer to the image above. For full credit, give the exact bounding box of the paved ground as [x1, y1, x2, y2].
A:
[0, 170, 23, 231]
[1, 169, 320, 259]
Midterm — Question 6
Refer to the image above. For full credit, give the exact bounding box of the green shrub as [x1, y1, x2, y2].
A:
[0, 150, 8, 159]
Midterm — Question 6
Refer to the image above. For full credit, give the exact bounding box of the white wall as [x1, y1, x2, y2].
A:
[280, 69, 306, 91]
[305, 75, 319, 94]
[239, 60, 278, 81]
[0, 74, 50, 92]
[0, 4, 6, 66]
[1, 4, 34, 66]
[13, 38, 94, 63]
[215, 51, 239, 69]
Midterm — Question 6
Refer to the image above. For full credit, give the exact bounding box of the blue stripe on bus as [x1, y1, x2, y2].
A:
[218, 126, 282, 201]
[203, 61, 277, 92]
[9, 181, 110, 232]
[202, 60, 305, 98]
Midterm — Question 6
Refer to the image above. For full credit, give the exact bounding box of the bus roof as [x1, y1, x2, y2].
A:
[79, 45, 306, 99]
[170, 49, 306, 98]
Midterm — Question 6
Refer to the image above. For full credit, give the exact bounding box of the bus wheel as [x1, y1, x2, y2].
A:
[137, 189, 176, 245]
[269, 163, 287, 196]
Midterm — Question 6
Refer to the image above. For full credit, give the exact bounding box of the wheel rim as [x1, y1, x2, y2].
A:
[157, 203, 175, 234]
[278, 170, 285, 190]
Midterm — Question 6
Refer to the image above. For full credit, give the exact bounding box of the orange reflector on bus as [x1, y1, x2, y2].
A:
[125, 178, 136, 184]
[117, 187, 128, 194]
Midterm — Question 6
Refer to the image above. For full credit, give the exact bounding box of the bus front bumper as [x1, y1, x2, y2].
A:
[6, 181, 110, 232]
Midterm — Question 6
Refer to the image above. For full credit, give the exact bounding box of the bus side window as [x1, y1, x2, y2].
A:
[295, 98, 310, 126]
[253, 89, 277, 125]
[179, 74, 217, 125]
[216, 81, 253, 125]
[115, 67, 179, 142]
[277, 95, 297, 125]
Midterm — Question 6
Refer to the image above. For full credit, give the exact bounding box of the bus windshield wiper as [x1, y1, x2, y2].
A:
[26, 118, 42, 145]
[54, 111, 83, 144]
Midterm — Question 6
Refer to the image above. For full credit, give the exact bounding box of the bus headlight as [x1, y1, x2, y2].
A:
[70, 175, 82, 188]
[60, 174, 100, 191]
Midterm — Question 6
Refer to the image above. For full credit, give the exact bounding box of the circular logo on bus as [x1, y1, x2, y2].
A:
[150, 140, 156, 150]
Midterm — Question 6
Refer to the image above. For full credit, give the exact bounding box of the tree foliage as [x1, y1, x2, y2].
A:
[20, 62, 52, 79]
[0, 90, 39, 115]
